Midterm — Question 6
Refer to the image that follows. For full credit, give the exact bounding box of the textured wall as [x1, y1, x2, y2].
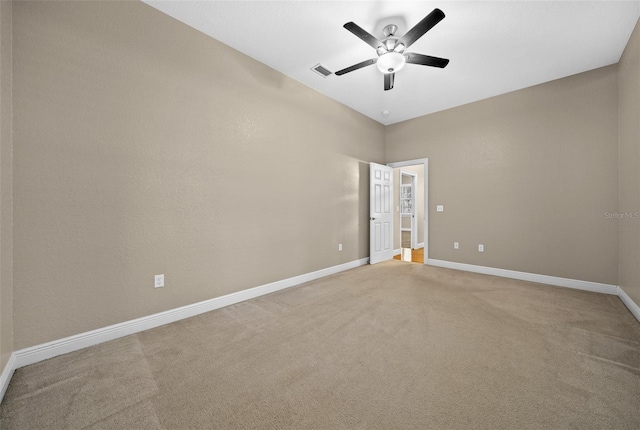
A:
[0, 0, 13, 373]
[386, 66, 619, 284]
[618, 18, 640, 306]
[12, 1, 384, 349]
[9, 0, 634, 353]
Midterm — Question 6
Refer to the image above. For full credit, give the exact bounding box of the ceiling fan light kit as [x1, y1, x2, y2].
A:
[335, 8, 450, 91]
[377, 52, 405, 74]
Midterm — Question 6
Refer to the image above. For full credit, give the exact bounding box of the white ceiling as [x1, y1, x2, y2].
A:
[143, 1, 640, 125]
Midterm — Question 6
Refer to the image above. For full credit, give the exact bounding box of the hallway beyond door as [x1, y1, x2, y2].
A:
[393, 247, 424, 264]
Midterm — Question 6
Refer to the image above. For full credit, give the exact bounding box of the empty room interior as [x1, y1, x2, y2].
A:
[1, 1, 640, 428]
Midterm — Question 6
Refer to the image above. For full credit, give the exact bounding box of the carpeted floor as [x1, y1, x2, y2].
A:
[1, 260, 639, 429]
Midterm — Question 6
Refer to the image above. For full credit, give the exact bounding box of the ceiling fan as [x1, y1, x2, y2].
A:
[335, 8, 450, 91]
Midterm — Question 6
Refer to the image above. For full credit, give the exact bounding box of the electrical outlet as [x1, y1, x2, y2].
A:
[436, 205, 444, 212]
[454, 242, 459, 249]
[338, 243, 343, 251]
[155, 274, 164, 288]
[478, 244, 484, 252]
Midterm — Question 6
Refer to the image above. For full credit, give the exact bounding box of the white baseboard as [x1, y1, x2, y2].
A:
[3, 256, 635, 406]
[426, 259, 618, 295]
[0, 352, 16, 404]
[617, 286, 640, 324]
[12, 257, 369, 370]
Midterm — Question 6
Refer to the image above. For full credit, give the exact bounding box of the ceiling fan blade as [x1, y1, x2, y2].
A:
[398, 8, 445, 49]
[343, 22, 385, 51]
[384, 73, 395, 91]
[404, 53, 449, 68]
[335, 58, 377, 76]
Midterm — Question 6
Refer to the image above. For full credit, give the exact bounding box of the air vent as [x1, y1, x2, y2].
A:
[311, 63, 332, 78]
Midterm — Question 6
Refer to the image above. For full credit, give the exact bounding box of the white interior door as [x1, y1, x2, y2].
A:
[370, 162, 394, 264]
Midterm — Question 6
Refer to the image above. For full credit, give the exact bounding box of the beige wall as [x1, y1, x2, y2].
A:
[12, 1, 384, 349]
[0, 0, 13, 372]
[618, 18, 640, 306]
[5, 1, 636, 355]
[393, 165, 424, 250]
[386, 66, 619, 284]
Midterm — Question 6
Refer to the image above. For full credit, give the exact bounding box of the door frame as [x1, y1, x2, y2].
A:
[387, 158, 428, 265]
[399, 170, 418, 249]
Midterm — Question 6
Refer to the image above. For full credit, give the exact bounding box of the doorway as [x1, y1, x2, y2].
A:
[399, 170, 417, 249]
[397, 170, 420, 263]
[387, 159, 428, 265]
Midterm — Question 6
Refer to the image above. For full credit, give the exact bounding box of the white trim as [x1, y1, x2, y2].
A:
[416, 242, 424, 249]
[12, 257, 369, 370]
[426, 259, 618, 295]
[387, 158, 428, 265]
[617, 286, 640, 323]
[0, 352, 16, 404]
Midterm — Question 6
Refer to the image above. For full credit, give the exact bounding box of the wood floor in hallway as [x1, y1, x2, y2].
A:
[393, 247, 424, 264]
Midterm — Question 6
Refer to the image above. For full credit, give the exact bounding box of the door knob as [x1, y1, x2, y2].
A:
[370, 217, 376, 221]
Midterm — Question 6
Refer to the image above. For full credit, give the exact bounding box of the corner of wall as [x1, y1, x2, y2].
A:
[617, 16, 640, 309]
[0, 0, 14, 384]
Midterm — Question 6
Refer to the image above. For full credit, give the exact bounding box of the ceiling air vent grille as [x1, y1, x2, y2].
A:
[311, 64, 332, 78]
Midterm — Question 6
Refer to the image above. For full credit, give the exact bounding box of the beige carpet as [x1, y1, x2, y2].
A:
[1, 261, 639, 429]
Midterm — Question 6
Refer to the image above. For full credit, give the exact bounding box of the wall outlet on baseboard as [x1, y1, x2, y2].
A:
[478, 244, 484, 252]
[155, 274, 164, 288]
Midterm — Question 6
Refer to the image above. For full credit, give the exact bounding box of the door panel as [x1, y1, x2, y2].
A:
[370, 162, 394, 264]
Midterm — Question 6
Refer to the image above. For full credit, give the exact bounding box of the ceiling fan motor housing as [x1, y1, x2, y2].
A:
[380, 25, 403, 53]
